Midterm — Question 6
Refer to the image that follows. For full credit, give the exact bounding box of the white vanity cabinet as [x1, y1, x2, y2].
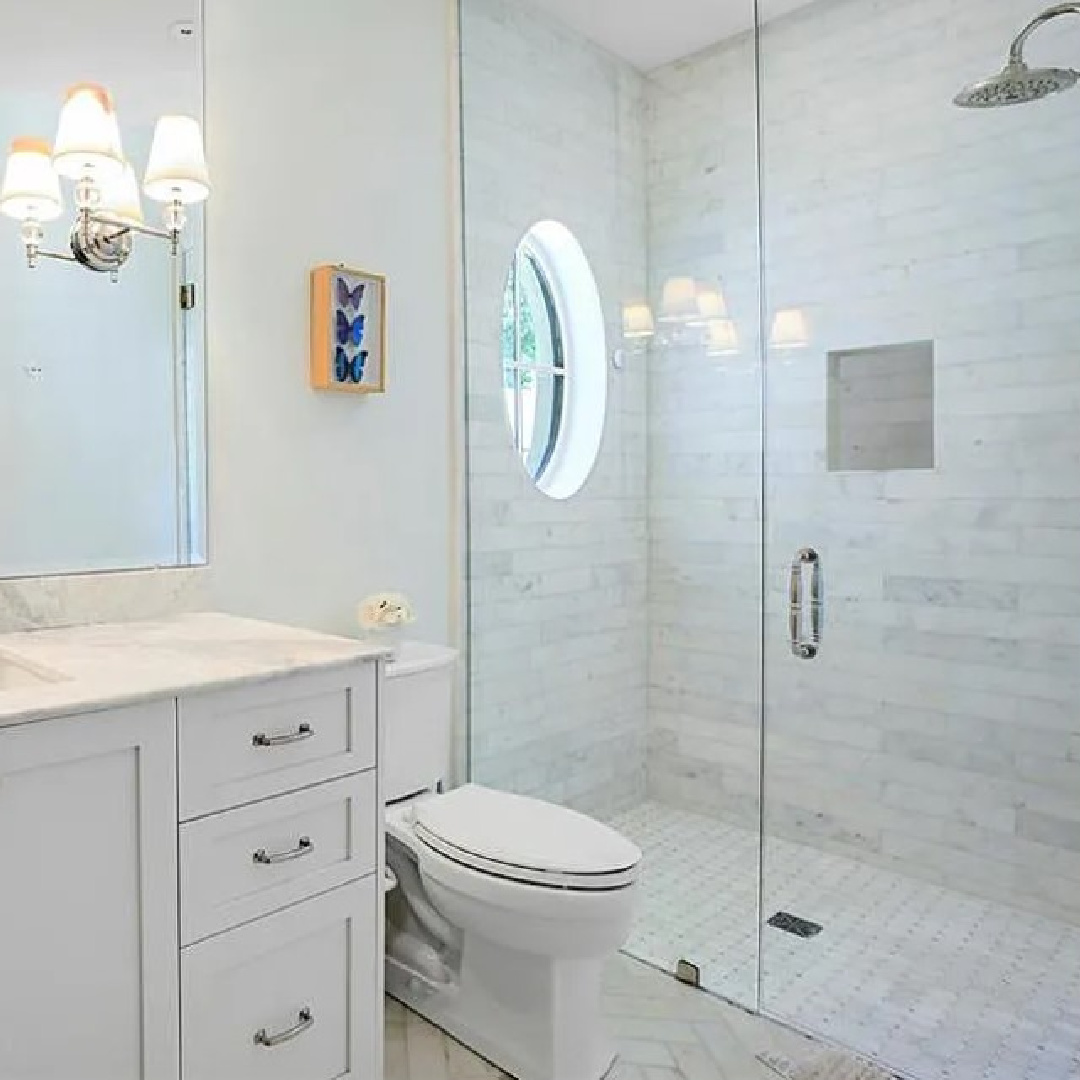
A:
[178, 664, 382, 1080]
[0, 701, 180, 1080]
[181, 877, 379, 1080]
[0, 620, 383, 1080]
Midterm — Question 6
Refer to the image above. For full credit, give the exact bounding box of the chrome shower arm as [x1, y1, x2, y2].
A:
[1010, 3, 1080, 64]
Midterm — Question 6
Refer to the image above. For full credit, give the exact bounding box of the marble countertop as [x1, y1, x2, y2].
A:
[0, 612, 388, 728]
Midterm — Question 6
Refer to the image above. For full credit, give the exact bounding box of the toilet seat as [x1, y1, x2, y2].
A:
[410, 784, 640, 891]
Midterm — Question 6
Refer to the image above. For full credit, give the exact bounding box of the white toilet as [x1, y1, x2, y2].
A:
[382, 642, 641, 1080]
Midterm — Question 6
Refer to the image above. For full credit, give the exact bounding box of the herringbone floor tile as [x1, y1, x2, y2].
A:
[385, 952, 820, 1080]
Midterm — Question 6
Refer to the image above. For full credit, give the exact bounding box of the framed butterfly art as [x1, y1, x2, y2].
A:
[310, 264, 387, 394]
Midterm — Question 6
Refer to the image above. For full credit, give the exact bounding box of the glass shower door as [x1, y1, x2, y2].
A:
[621, 0, 768, 1012]
[758, 2, 1080, 1079]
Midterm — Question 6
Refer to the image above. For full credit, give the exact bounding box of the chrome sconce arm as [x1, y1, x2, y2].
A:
[94, 209, 182, 249]
[18, 220, 72, 268]
[19, 205, 183, 277]
[20, 170, 190, 277]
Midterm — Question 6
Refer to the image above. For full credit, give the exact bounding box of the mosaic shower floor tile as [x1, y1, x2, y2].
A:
[607, 802, 1080, 1080]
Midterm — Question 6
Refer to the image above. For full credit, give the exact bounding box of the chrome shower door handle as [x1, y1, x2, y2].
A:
[809, 548, 823, 646]
[788, 558, 803, 657]
[789, 547, 822, 660]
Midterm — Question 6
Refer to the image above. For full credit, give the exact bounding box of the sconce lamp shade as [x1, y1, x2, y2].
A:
[99, 162, 144, 226]
[52, 83, 124, 181]
[143, 116, 210, 204]
[659, 276, 699, 323]
[623, 302, 656, 340]
[0, 138, 63, 222]
[705, 318, 740, 356]
[770, 308, 811, 349]
[694, 284, 729, 325]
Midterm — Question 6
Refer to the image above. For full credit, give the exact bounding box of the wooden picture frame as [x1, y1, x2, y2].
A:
[310, 264, 387, 394]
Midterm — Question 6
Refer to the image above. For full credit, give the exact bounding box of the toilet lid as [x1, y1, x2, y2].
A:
[412, 784, 641, 890]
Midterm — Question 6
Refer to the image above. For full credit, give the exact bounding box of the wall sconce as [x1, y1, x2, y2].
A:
[770, 308, 811, 349]
[705, 318, 740, 357]
[0, 83, 210, 278]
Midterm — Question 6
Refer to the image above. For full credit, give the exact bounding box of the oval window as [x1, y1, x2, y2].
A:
[499, 221, 606, 500]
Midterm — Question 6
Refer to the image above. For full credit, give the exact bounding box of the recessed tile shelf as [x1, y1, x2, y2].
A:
[827, 341, 935, 473]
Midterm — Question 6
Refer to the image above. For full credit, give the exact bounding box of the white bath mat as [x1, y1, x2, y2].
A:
[757, 1049, 897, 1080]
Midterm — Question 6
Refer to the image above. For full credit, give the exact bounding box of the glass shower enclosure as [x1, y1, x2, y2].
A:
[757, 6, 1080, 1078]
[461, 1, 1080, 1078]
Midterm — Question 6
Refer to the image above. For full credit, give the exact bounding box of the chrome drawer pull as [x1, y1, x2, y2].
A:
[251, 722, 314, 748]
[254, 1007, 315, 1047]
[253, 836, 315, 865]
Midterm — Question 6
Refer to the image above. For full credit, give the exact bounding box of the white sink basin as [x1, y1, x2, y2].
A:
[0, 651, 64, 691]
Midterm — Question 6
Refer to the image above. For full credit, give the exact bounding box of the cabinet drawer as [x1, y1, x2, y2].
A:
[179, 664, 376, 819]
[180, 771, 378, 944]
[182, 877, 380, 1080]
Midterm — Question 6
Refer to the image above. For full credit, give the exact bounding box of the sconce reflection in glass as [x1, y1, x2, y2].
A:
[770, 308, 811, 349]
[658, 276, 731, 329]
[0, 83, 210, 278]
[705, 318, 740, 357]
[622, 302, 656, 341]
[692, 283, 728, 326]
[627, 279, 741, 358]
[659, 276, 699, 324]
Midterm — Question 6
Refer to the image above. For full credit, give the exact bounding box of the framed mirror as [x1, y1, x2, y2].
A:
[0, 0, 207, 578]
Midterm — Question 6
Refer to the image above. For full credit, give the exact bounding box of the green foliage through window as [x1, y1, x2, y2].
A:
[502, 256, 539, 389]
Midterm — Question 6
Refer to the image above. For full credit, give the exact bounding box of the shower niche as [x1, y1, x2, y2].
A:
[826, 340, 935, 472]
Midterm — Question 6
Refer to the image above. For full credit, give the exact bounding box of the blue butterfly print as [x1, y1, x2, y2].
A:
[336, 309, 366, 348]
[334, 348, 368, 384]
[336, 276, 366, 310]
[334, 347, 350, 383]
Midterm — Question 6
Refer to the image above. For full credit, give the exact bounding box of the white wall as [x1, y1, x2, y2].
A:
[0, 0, 457, 643]
[462, 0, 649, 817]
[202, 0, 455, 642]
[647, 0, 1080, 923]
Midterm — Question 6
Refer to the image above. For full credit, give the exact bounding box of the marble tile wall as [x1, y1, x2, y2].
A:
[461, 0, 649, 816]
[646, 0, 1080, 923]
[0, 568, 207, 634]
[644, 8, 766, 837]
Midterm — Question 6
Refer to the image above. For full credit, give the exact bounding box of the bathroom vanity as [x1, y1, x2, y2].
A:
[0, 613, 385, 1080]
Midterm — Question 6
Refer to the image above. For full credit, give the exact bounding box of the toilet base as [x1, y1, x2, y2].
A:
[388, 931, 617, 1080]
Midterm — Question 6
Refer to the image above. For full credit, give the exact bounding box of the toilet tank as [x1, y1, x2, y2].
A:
[382, 641, 458, 803]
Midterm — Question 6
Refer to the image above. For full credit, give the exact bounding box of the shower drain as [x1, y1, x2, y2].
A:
[767, 911, 824, 938]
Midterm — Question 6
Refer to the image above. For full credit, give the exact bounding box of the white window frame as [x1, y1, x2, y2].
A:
[500, 221, 607, 501]
[503, 243, 566, 481]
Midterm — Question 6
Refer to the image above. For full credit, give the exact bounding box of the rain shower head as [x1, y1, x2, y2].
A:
[954, 59, 1078, 107]
[955, 3, 1080, 108]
